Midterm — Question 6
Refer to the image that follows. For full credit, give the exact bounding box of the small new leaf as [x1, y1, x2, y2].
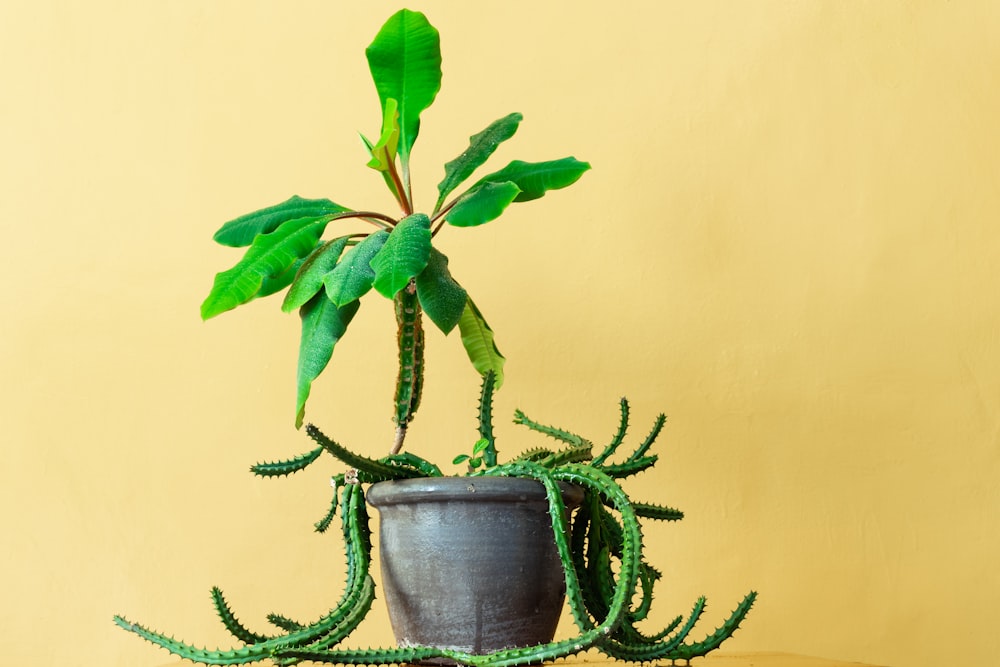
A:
[366, 98, 400, 172]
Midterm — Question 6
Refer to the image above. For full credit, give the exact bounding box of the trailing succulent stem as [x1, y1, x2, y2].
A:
[250, 446, 323, 478]
[306, 423, 438, 483]
[117, 399, 755, 666]
[114, 484, 376, 666]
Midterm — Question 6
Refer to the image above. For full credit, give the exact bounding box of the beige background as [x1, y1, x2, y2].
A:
[3, 2, 998, 666]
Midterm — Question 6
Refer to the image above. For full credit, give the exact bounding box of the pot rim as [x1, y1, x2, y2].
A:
[366, 475, 584, 509]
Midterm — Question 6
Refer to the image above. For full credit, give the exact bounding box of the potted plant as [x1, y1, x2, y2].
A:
[115, 9, 756, 666]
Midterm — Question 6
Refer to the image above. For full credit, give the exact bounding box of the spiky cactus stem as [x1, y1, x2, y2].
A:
[116, 401, 756, 666]
[390, 280, 424, 455]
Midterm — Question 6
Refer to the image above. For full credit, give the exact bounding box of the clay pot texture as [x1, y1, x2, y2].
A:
[366, 476, 584, 655]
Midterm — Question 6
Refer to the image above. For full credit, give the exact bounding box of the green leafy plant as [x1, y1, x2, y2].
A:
[115, 9, 755, 666]
[198, 8, 588, 453]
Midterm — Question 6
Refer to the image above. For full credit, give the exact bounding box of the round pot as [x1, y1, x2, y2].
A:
[366, 476, 584, 656]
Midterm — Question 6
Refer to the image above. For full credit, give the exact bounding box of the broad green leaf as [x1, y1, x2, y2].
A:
[444, 181, 521, 228]
[415, 248, 467, 334]
[324, 230, 389, 306]
[201, 215, 331, 319]
[295, 295, 361, 428]
[213, 196, 350, 247]
[458, 297, 505, 388]
[366, 98, 400, 172]
[366, 9, 441, 162]
[257, 255, 306, 298]
[435, 112, 522, 210]
[474, 157, 591, 202]
[281, 236, 351, 313]
[371, 214, 431, 298]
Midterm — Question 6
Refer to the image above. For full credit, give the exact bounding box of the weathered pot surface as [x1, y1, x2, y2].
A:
[367, 476, 584, 658]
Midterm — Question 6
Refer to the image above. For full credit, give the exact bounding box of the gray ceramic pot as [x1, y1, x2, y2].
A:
[366, 476, 584, 657]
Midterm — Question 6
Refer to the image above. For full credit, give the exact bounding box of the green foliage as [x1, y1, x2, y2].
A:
[281, 237, 351, 313]
[473, 157, 591, 203]
[370, 214, 431, 299]
[366, 9, 441, 166]
[201, 215, 333, 319]
[436, 113, 522, 211]
[444, 181, 522, 228]
[295, 296, 359, 429]
[200, 10, 582, 433]
[323, 230, 388, 307]
[458, 298, 505, 388]
[452, 438, 491, 471]
[415, 248, 466, 334]
[212, 196, 350, 248]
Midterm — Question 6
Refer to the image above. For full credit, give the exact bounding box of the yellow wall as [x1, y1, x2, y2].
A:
[3, 2, 998, 666]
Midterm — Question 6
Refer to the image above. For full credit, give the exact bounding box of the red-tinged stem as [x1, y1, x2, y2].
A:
[330, 210, 398, 229]
[429, 198, 459, 236]
[386, 158, 412, 216]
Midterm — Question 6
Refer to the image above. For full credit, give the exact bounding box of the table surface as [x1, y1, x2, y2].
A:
[156, 652, 886, 667]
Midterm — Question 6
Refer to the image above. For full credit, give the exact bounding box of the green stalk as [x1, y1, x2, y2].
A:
[390, 280, 424, 454]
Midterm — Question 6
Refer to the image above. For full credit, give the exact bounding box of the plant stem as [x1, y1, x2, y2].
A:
[478, 371, 498, 467]
[390, 426, 407, 456]
[429, 198, 458, 236]
[401, 160, 414, 213]
[386, 158, 412, 216]
[390, 281, 424, 454]
[330, 210, 398, 229]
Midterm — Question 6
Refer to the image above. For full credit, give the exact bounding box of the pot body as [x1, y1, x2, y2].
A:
[366, 476, 583, 655]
